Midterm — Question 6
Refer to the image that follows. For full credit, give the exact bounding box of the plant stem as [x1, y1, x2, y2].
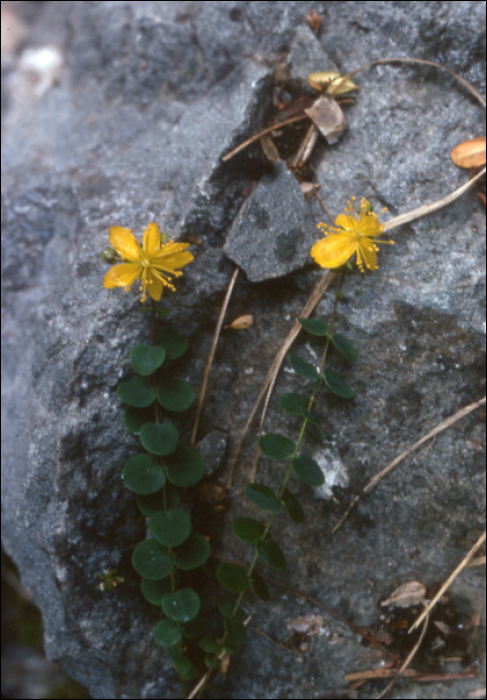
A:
[193, 270, 347, 698]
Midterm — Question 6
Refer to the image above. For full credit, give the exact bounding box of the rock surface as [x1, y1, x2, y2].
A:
[1, 1, 485, 699]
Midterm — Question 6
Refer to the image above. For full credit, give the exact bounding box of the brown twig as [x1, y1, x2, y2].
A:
[410, 530, 486, 632]
[332, 396, 486, 532]
[222, 114, 309, 162]
[191, 267, 239, 447]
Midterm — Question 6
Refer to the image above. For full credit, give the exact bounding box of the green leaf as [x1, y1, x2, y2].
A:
[281, 488, 305, 523]
[155, 328, 189, 359]
[122, 453, 165, 494]
[259, 434, 296, 460]
[136, 484, 179, 516]
[162, 588, 200, 623]
[165, 445, 206, 487]
[199, 635, 221, 654]
[331, 332, 356, 363]
[117, 376, 155, 408]
[298, 318, 330, 336]
[130, 344, 165, 376]
[171, 654, 198, 680]
[289, 354, 319, 381]
[141, 576, 173, 606]
[149, 509, 192, 547]
[217, 563, 250, 593]
[278, 392, 309, 415]
[250, 571, 270, 601]
[245, 483, 282, 512]
[224, 617, 247, 652]
[218, 601, 246, 620]
[132, 539, 173, 580]
[233, 517, 265, 544]
[123, 406, 154, 435]
[153, 619, 182, 650]
[291, 454, 325, 486]
[140, 422, 179, 456]
[256, 539, 287, 571]
[183, 615, 207, 639]
[322, 368, 354, 399]
[157, 378, 195, 412]
[173, 532, 210, 570]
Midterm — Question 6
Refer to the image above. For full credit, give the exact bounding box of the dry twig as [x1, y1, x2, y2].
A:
[332, 396, 486, 532]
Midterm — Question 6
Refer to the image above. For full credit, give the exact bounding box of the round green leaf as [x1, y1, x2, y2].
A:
[183, 615, 207, 639]
[224, 617, 247, 649]
[289, 354, 319, 381]
[298, 317, 330, 336]
[291, 454, 325, 486]
[256, 539, 287, 571]
[149, 509, 191, 547]
[162, 588, 200, 623]
[199, 635, 221, 654]
[233, 517, 265, 544]
[165, 445, 206, 487]
[278, 392, 309, 415]
[322, 368, 354, 399]
[130, 344, 165, 376]
[140, 422, 179, 456]
[250, 571, 271, 601]
[141, 576, 173, 606]
[173, 532, 210, 570]
[171, 654, 197, 681]
[122, 453, 165, 494]
[245, 483, 282, 512]
[117, 375, 155, 407]
[281, 488, 305, 523]
[331, 332, 356, 363]
[157, 378, 195, 412]
[155, 328, 189, 359]
[217, 563, 250, 593]
[259, 433, 296, 460]
[123, 406, 154, 435]
[153, 619, 182, 650]
[132, 539, 173, 580]
[218, 601, 246, 620]
[136, 484, 179, 516]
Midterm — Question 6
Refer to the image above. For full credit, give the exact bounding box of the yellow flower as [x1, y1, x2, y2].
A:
[103, 223, 193, 302]
[311, 198, 393, 272]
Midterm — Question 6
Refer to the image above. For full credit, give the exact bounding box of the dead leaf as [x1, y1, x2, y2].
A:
[286, 613, 325, 636]
[300, 181, 321, 201]
[305, 95, 347, 145]
[307, 9, 322, 34]
[225, 314, 254, 330]
[260, 134, 280, 163]
[479, 192, 486, 207]
[451, 136, 486, 169]
[307, 71, 359, 96]
[381, 581, 426, 608]
[434, 620, 453, 636]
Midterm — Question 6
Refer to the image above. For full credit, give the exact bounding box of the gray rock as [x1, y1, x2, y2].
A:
[2, 2, 485, 699]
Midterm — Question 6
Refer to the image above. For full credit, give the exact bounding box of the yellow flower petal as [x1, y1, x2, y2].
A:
[109, 227, 142, 261]
[143, 223, 162, 255]
[357, 239, 378, 271]
[103, 262, 142, 289]
[311, 234, 356, 268]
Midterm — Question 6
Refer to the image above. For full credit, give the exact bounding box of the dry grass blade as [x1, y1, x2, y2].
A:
[340, 57, 486, 108]
[222, 114, 308, 162]
[226, 270, 336, 488]
[468, 556, 486, 567]
[383, 167, 486, 233]
[191, 267, 239, 447]
[332, 396, 486, 532]
[410, 530, 486, 633]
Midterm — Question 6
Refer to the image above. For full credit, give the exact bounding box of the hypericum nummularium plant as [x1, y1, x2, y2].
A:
[103, 223, 214, 685]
